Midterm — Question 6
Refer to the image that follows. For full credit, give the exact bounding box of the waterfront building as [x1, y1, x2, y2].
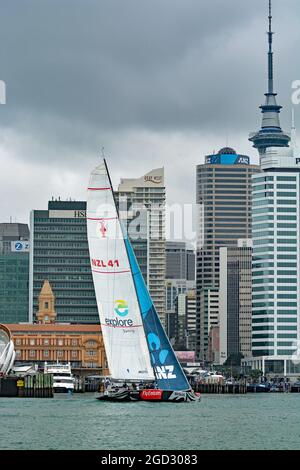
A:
[196, 148, 260, 361]
[5, 281, 108, 376]
[165, 241, 195, 343]
[116, 168, 166, 325]
[219, 240, 253, 365]
[29, 200, 98, 324]
[6, 323, 108, 377]
[207, 325, 220, 364]
[0, 223, 30, 323]
[243, 2, 300, 377]
[198, 287, 219, 360]
[174, 290, 196, 351]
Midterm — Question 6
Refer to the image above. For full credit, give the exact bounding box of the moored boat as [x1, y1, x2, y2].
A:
[44, 362, 75, 393]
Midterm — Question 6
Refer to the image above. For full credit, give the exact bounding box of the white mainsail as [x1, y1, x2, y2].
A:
[87, 162, 155, 381]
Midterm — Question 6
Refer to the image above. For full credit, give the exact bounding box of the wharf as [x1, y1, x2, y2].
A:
[195, 383, 247, 394]
[0, 374, 53, 398]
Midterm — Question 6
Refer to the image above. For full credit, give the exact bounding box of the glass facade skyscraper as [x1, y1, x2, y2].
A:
[29, 200, 99, 324]
[196, 148, 260, 360]
[0, 223, 29, 323]
[219, 240, 253, 365]
[243, 148, 300, 376]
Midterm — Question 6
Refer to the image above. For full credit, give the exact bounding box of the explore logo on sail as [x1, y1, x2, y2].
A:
[104, 300, 135, 329]
[114, 300, 129, 317]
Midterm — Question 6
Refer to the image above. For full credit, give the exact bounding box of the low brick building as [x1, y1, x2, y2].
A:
[4, 280, 108, 377]
[6, 323, 108, 377]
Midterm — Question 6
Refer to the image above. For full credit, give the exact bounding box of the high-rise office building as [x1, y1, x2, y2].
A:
[219, 240, 253, 365]
[243, 2, 300, 377]
[0, 223, 29, 323]
[196, 148, 260, 360]
[175, 289, 197, 351]
[116, 168, 166, 325]
[165, 241, 195, 343]
[166, 241, 195, 281]
[29, 200, 99, 324]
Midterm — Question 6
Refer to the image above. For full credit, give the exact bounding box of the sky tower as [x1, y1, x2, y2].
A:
[249, 0, 290, 155]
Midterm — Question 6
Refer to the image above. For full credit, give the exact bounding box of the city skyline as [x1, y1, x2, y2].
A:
[0, 0, 300, 224]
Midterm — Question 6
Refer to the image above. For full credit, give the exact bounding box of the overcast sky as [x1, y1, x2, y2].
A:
[0, 0, 300, 225]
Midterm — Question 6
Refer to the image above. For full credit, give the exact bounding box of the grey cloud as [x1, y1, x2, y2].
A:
[0, 0, 299, 222]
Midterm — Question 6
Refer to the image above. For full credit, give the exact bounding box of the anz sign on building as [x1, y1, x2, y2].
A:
[11, 241, 30, 252]
[205, 147, 250, 166]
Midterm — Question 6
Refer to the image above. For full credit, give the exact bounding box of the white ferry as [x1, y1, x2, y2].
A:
[44, 362, 75, 393]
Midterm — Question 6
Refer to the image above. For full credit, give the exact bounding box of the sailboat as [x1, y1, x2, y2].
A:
[87, 160, 200, 402]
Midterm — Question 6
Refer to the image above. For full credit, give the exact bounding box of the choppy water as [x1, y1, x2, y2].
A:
[0, 393, 300, 450]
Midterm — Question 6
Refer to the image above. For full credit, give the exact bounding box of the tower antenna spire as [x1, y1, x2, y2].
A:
[268, 0, 274, 94]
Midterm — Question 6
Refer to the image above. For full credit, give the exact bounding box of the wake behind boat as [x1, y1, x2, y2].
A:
[86, 159, 200, 403]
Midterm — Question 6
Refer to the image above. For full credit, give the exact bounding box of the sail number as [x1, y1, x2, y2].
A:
[92, 259, 120, 268]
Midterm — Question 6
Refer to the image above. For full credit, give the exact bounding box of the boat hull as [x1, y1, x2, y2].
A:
[53, 387, 74, 394]
[97, 389, 200, 402]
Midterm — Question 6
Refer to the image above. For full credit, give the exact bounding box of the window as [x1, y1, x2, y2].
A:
[44, 301, 49, 309]
[278, 325, 297, 330]
[277, 200, 297, 205]
[15, 339, 21, 345]
[277, 310, 297, 315]
[87, 350, 96, 356]
[277, 207, 296, 212]
[277, 318, 297, 323]
[252, 334, 274, 339]
[277, 215, 297, 220]
[71, 339, 78, 346]
[44, 350, 49, 357]
[277, 176, 296, 181]
[87, 340, 96, 346]
[71, 351, 78, 358]
[29, 350, 36, 357]
[44, 339, 49, 345]
[277, 192, 297, 197]
[30, 339, 35, 346]
[57, 350, 63, 357]
[278, 334, 297, 338]
[277, 184, 297, 189]
[57, 339, 63, 346]
[15, 350, 21, 357]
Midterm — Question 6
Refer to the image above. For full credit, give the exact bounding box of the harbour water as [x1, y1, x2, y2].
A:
[1, 393, 300, 450]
